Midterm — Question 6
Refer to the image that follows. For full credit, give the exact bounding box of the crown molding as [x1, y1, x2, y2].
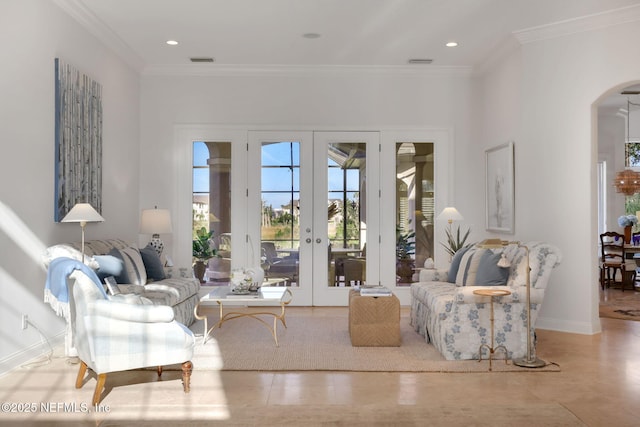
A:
[142, 63, 473, 77]
[514, 4, 640, 44]
[53, 0, 145, 72]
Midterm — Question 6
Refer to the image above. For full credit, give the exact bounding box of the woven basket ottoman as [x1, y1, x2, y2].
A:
[348, 290, 401, 347]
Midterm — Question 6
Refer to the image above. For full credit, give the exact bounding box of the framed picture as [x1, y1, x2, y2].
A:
[485, 142, 515, 234]
[54, 58, 103, 221]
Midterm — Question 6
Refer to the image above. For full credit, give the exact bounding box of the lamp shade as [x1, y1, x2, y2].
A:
[436, 207, 464, 223]
[61, 203, 104, 224]
[140, 208, 172, 235]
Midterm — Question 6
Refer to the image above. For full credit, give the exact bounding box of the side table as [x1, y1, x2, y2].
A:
[348, 289, 400, 347]
[472, 288, 511, 371]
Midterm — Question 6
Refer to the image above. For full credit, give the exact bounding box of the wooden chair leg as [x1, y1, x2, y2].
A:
[181, 361, 193, 393]
[92, 373, 107, 406]
[75, 361, 88, 389]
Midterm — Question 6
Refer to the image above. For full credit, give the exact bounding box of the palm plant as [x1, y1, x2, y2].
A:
[396, 228, 416, 260]
[441, 225, 472, 257]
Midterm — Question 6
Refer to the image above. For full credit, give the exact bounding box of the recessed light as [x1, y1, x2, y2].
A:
[446, 42, 458, 47]
[302, 33, 321, 39]
[408, 59, 433, 64]
[166, 40, 179, 46]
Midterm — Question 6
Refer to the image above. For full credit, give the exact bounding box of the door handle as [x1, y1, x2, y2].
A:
[306, 238, 312, 243]
[316, 238, 322, 244]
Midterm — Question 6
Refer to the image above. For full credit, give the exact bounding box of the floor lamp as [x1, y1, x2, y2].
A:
[477, 239, 546, 368]
[61, 203, 105, 263]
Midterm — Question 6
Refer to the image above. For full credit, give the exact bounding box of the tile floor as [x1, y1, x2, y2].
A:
[1, 304, 640, 426]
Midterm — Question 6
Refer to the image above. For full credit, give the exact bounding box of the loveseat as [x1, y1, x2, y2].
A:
[43, 239, 200, 356]
[410, 242, 562, 360]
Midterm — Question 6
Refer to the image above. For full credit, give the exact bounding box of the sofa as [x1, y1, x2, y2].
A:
[410, 242, 562, 360]
[43, 239, 200, 356]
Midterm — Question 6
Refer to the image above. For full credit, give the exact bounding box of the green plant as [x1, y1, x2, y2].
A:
[396, 228, 416, 260]
[441, 225, 473, 257]
[192, 227, 217, 261]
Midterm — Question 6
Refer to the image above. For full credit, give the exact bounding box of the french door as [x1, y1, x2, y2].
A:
[248, 131, 380, 306]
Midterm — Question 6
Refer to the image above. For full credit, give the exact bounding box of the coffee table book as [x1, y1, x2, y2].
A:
[360, 286, 392, 297]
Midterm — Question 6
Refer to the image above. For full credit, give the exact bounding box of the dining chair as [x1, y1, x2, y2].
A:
[600, 231, 634, 291]
[343, 258, 365, 287]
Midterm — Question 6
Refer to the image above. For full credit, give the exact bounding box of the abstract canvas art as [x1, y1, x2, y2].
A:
[485, 142, 514, 234]
[54, 58, 103, 222]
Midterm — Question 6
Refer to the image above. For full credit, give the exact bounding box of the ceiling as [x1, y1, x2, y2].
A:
[55, 0, 640, 109]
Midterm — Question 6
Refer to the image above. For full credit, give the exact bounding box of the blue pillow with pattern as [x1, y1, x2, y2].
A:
[448, 246, 471, 283]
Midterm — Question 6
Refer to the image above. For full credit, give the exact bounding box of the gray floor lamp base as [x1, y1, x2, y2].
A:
[512, 357, 546, 368]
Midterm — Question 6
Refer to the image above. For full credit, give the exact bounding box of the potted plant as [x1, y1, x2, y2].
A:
[441, 225, 473, 258]
[618, 214, 638, 244]
[192, 227, 217, 282]
[396, 228, 416, 283]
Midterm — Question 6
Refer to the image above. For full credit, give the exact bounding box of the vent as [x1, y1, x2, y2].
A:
[190, 57, 215, 63]
[408, 59, 433, 64]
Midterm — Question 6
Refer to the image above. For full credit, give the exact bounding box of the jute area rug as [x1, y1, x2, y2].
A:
[189, 307, 559, 373]
[599, 287, 640, 321]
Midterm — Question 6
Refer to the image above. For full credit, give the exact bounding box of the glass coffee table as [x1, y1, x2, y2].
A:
[194, 279, 292, 346]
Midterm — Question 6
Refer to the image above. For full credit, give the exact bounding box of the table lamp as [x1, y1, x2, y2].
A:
[140, 207, 172, 256]
[476, 238, 546, 368]
[61, 203, 105, 262]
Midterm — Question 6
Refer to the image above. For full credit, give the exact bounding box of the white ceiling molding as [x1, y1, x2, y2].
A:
[53, 0, 145, 72]
[473, 35, 522, 76]
[513, 4, 640, 44]
[142, 63, 473, 78]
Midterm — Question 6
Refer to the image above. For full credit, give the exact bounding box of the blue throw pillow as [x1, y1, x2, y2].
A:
[474, 250, 509, 286]
[107, 248, 130, 283]
[95, 254, 126, 282]
[139, 245, 166, 281]
[448, 246, 471, 283]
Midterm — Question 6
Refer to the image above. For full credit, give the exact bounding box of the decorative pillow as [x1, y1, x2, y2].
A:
[107, 248, 130, 284]
[117, 247, 147, 286]
[139, 245, 166, 281]
[93, 255, 125, 282]
[474, 250, 509, 286]
[42, 244, 99, 269]
[448, 246, 471, 283]
[456, 248, 485, 286]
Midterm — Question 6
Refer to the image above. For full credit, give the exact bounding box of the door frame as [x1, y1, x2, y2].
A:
[173, 125, 454, 307]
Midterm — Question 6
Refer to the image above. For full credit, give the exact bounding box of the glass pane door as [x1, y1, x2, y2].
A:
[192, 141, 232, 284]
[313, 132, 380, 306]
[260, 141, 301, 286]
[249, 132, 313, 305]
[249, 131, 379, 306]
[396, 142, 435, 285]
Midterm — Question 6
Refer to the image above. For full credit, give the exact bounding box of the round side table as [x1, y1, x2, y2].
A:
[472, 288, 511, 371]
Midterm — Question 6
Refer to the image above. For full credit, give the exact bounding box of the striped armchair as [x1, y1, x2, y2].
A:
[67, 263, 194, 405]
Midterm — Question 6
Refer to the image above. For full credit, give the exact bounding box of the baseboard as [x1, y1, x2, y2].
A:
[536, 316, 601, 335]
[0, 331, 65, 377]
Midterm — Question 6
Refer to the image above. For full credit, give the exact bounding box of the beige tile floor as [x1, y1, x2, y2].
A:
[1, 302, 640, 426]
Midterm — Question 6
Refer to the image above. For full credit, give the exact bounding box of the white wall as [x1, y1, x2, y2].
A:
[0, 0, 140, 373]
[139, 69, 473, 267]
[473, 20, 640, 334]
